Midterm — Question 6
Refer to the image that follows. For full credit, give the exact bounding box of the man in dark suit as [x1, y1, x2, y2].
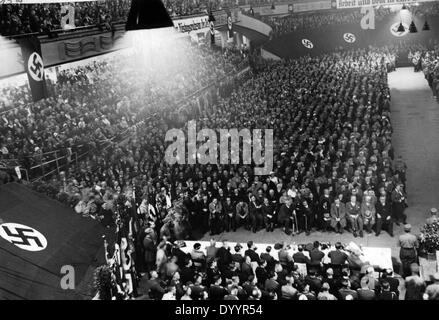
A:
[264, 271, 280, 296]
[377, 281, 398, 300]
[173, 241, 189, 269]
[391, 183, 407, 225]
[375, 195, 393, 237]
[292, 245, 311, 264]
[309, 241, 325, 272]
[244, 241, 260, 263]
[323, 268, 338, 295]
[231, 243, 244, 264]
[319, 189, 332, 231]
[260, 246, 275, 271]
[346, 195, 363, 237]
[180, 258, 195, 285]
[240, 255, 254, 283]
[216, 240, 233, 273]
[249, 194, 263, 233]
[330, 198, 347, 234]
[255, 260, 268, 287]
[338, 279, 359, 300]
[357, 277, 376, 300]
[305, 270, 322, 295]
[137, 270, 165, 300]
[278, 196, 294, 235]
[328, 242, 348, 266]
[379, 269, 400, 298]
[209, 275, 228, 300]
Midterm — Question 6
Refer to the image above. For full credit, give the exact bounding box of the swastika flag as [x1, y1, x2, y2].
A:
[19, 37, 48, 102]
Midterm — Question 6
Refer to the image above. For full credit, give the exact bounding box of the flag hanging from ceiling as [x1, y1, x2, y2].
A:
[227, 11, 233, 38]
[208, 11, 216, 45]
[19, 37, 48, 102]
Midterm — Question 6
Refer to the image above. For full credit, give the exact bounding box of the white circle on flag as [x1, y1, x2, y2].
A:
[27, 52, 44, 82]
[302, 39, 314, 49]
[343, 33, 356, 43]
[390, 22, 409, 37]
[0, 222, 47, 251]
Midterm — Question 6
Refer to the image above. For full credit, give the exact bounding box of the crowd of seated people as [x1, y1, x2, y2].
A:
[0, 1, 131, 36]
[27, 46, 409, 245]
[0, 0, 274, 36]
[262, 3, 439, 37]
[3, 1, 439, 37]
[262, 8, 392, 37]
[93, 238, 439, 300]
[0, 43, 246, 172]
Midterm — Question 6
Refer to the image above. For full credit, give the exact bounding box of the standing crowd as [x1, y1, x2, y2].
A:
[410, 42, 439, 100]
[95, 237, 439, 300]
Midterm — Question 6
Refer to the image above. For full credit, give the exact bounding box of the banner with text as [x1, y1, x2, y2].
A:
[293, 1, 332, 13]
[336, 0, 436, 9]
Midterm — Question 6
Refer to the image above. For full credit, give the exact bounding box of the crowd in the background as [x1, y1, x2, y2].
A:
[0, 0, 274, 36]
[264, 8, 392, 37]
[410, 42, 439, 100]
[0, 0, 131, 36]
[0, 43, 246, 176]
[3, 1, 439, 37]
[263, 3, 439, 37]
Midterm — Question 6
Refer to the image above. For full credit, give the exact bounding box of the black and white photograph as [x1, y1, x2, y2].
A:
[0, 0, 439, 307]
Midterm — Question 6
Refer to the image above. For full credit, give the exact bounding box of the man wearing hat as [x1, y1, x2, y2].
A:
[398, 224, 419, 278]
[426, 208, 438, 225]
[425, 272, 439, 300]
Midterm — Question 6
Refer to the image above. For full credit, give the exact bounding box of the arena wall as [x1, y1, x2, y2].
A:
[263, 13, 439, 58]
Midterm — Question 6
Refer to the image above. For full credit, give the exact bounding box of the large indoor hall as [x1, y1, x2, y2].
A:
[1, 0, 439, 305]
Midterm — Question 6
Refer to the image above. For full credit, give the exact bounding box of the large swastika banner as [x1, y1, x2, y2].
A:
[19, 37, 48, 102]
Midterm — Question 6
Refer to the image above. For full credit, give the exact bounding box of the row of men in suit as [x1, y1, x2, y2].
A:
[277, 193, 395, 237]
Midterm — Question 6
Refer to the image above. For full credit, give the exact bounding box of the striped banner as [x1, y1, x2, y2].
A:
[336, 0, 437, 9]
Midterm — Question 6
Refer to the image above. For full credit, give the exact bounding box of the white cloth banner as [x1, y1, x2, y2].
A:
[336, 0, 436, 9]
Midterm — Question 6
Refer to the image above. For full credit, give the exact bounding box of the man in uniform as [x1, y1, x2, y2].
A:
[426, 208, 438, 225]
[391, 183, 407, 225]
[398, 224, 419, 278]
